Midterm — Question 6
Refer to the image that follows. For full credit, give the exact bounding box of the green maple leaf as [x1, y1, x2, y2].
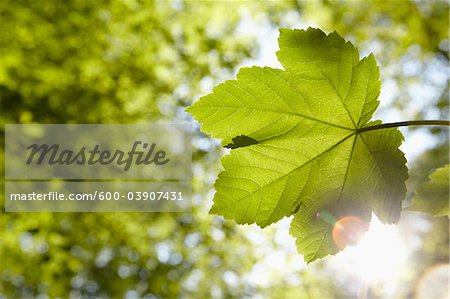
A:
[186, 28, 408, 262]
[408, 164, 449, 217]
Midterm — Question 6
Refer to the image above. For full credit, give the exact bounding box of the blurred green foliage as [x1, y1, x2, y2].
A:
[0, 1, 258, 124]
[0, 1, 448, 298]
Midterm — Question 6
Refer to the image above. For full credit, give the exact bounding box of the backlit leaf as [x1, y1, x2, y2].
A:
[187, 28, 408, 262]
[409, 164, 449, 217]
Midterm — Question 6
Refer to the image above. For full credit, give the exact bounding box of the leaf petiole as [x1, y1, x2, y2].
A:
[357, 120, 450, 133]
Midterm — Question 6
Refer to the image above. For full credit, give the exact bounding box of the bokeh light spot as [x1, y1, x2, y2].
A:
[416, 264, 449, 299]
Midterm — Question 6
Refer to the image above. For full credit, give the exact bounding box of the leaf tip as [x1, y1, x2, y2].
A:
[184, 105, 193, 114]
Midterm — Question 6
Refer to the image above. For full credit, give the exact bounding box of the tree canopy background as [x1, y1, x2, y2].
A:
[0, 1, 448, 298]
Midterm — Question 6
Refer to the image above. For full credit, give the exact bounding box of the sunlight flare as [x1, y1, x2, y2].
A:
[332, 214, 409, 284]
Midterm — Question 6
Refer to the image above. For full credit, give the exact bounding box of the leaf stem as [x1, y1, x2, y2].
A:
[357, 120, 450, 133]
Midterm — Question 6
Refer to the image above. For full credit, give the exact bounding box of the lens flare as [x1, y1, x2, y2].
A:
[416, 264, 449, 299]
[332, 216, 369, 249]
[329, 215, 409, 285]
